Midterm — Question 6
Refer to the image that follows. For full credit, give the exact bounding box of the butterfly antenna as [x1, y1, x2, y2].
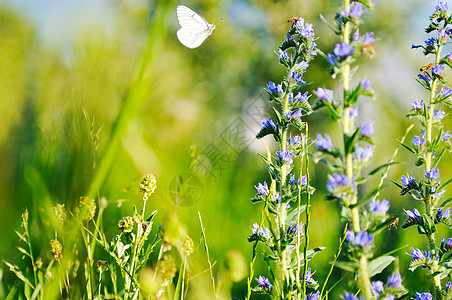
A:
[214, 17, 224, 24]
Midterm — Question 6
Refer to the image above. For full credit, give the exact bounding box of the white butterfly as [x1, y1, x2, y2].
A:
[176, 5, 216, 49]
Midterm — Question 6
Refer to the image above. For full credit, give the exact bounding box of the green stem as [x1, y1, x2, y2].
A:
[302, 125, 311, 298]
[425, 45, 443, 297]
[341, 0, 372, 297]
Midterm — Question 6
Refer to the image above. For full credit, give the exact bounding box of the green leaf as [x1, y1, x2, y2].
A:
[432, 148, 446, 168]
[345, 127, 361, 155]
[368, 162, 401, 177]
[439, 178, 452, 190]
[334, 260, 358, 272]
[440, 197, 452, 208]
[368, 256, 395, 277]
[323, 99, 342, 120]
[349, 187, 381, 210]
[397, 140, 415, 154]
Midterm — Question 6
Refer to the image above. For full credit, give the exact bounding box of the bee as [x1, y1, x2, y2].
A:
[420, 63, 433, 73]
[388, 217, 399, 231]
[288, 17, 299, 27]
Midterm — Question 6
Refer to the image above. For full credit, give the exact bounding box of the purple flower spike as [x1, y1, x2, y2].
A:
[432, 64, 445, 76]
[360, 123, 374, 137]
[256, 275, 272, 288]
[437, 207, 450, 219]
[315, 134, 334, 151]
[401, 174, 415, 186]
[425, 168, 440, 179]
[255, 182, 269, 196]
[334, 43, 354, 59]
[327, 173, 349, 192]
[435, 1, 449, 11]
[415, 292, 432, 300]
[344, 293, 358, 300]
[387, 273, 402, 288]
[316, 87, 334, 103]
[370, 199, 390, 215]
[412, 99, 424, 110]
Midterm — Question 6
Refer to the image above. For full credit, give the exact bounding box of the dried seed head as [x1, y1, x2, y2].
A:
[52, 204, 67, 223]
[140, 174, 157, 201]
[182, 235, 194, 256]
[157, 255, 177, 282]
[118, 216, 134, 233]
[49, 239, 63, 261]
[79, 197, 96, 221]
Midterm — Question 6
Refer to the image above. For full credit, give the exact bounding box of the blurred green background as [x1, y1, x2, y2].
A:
[1, 0, 451, 298]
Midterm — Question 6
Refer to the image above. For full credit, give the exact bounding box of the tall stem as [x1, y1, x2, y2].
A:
[425, 45, 443, 296]
[341, 0, 372, 297]
[278, 91, 291, 297]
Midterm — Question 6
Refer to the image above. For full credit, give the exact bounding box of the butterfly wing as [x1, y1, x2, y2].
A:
[176, 5, 214, 49]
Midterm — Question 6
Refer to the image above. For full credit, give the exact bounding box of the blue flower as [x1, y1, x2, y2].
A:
[294, 61, 309, 70]
[432, 64, 445, 76]
[361, 78, 370, 90]
[349, 2, 363, 17]
[442, 130, 451, 142]
[441, 86, 452, 98]
[327, 173, 349, 192]
[251, 223, 271, 239]
[276, 150, 294, 164]
[304, 268, 315, 285]
[346, 230, 374, 246]
[371, 280, 384, 295]
[291, 71, 306, 85]
[411, 99, 424, 110]
[256, 275, 272, 288]
[360, 122, 374, 137]
[447, 281, 451, 292]
[410, 247, 429, 260]
[344, 293, 358, 300]
[315, 134, 334, 151]
[425, 168, 440, 179]
[412, 44, 423, 49]
[278, 49, 289, 61]
[287, 221, 303, 234]
[316, 87, 334, 103]
[418, 73, 431, 82]
[261, 118, 277, 131]
[255, 181, 269, 196]
[289, 135, 302, 145]
[446, 52, 452, 61]
[435, 1, 449, 11]
[286, 108, 303, 119]
[295, 17, 315, 38]
[404, 208, 422, 220]
[433, 109, 445, 120]
[437, 207, 450, 219]
[370, 199, 390, 215]
[439, 27, 451, 41]
[401, 174, 415, 186]
[355, 146, 374, 160]
[425, 37, 435, 46]
[413, 134, 426, 146]
[300, 175, 308, 186]
[267, 81, 282, 94]
[360, 32, 374, 45]
[334, 43, 354, 59]
[387, 273, 402, 288]
[305, 291, 320, 300]
[415, 292, 432, 300]
[294, 91, 309, 103]
[327, 53, 338, 66]
[349, 107, 359, 118]
[339, 2, 363, 18]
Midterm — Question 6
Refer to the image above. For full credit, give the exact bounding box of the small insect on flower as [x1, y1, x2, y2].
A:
[287, 17, 299, 27]
[420, 63, 433, 74]
[388, 217, 399, 231]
